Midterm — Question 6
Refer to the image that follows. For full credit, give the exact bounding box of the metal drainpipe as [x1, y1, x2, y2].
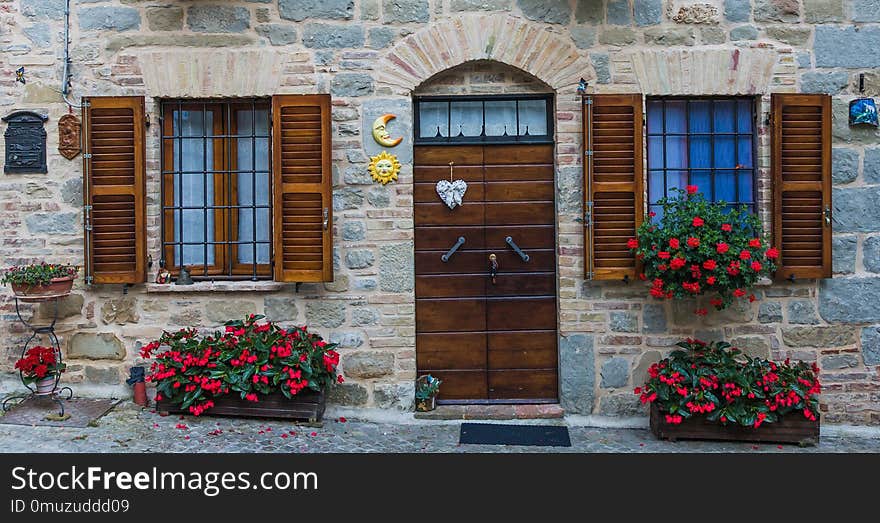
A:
[61, 0, 82, 109]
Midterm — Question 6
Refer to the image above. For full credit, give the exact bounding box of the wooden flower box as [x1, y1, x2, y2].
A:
[157, 389, 326, 423]
[650, 404, 819, 446]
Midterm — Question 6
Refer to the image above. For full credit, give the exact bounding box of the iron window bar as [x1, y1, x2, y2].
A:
[159, 98, 272, 281]
[646, 97, 757, 217]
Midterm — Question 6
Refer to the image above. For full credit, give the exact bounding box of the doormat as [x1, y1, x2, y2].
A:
[0, 397, 121, 428]
[459, 423, 571, 447]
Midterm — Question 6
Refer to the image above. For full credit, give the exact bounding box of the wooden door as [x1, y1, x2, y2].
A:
[414, 144, 558, 403]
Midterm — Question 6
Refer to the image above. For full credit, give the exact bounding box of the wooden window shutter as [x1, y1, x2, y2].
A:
[82, 96, 146, 284]
[584, 94, 644, 280]
[271, 94, 333, 282]
[771, 93, 832, 280]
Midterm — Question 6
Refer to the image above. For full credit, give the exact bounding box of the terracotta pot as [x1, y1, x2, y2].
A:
[34, 376, 56, 395]
[11, 276, 74, 301]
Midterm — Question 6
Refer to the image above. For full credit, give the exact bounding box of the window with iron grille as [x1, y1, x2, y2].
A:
[160, 99, 272, 280]
[647, 97, 757, 220]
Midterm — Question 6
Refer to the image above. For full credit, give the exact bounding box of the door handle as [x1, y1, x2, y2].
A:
[322, 208, 329, 230]
[488, 253, 498, 284]
[441, 236, 465, 262]
[505, 236, 530, 262]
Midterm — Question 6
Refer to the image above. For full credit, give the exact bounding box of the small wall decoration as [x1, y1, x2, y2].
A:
[58, 113, 82, 160]
[368, 150, 401, 185]
[15, 67, 26, 85]
[371, 113, 403, 147]
[850, 74, 878, 127]
[436, 161, 467, 210]
[3, 110, 48, 174]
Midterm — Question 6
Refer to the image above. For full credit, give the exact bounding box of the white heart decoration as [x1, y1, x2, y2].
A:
[436, 179, 468, 210]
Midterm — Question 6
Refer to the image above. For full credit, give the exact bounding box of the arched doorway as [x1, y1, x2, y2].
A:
[412, 61, 558, 403]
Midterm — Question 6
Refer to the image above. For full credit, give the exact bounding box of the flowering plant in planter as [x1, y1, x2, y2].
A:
[635, 339, 820, 428]
[628, 186, 778, 313]
[140, 314, 342, 416]
[1, 263, 78, 287]
[14, 346, 66, 385]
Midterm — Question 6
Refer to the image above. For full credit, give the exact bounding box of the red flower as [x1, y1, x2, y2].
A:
[687, 237, 700, 248]
[694, 308, 708, 316]
[638, 273, 647, 280]
[627, 238, 639, 249]
[739, 250, 751, 260]
[702, 259, 717, 271]
[670, 257, 686, 270]
[748, 238, 762, 248]
[657, 264, 667, 272]
[692, 217, 704, 227]
[716, 242, 729, 254]
[337, 375, 345, 383]
[668, 238, 680, 249]
[658, 251, 671, 260]
[750, 261, 762, 272]
[721, 223, 732, 232]
[706, 276, 716, 285]
[648, 211, 656, 217]
[766, 247, 779, 259]
[686, 185, 698, 195]
[748, 294, 756, 303]
[733, 288, 746, 298]
[710, 298, 723, 308]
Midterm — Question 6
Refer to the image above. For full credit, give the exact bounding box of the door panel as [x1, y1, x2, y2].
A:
[415, 143, 558, 403]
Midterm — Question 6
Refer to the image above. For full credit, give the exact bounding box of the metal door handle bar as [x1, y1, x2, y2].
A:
[505, 236, 530, 262]
[441, 236, 465, 262]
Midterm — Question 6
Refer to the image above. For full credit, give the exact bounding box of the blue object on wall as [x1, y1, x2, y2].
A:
[850, 98, 878, 127]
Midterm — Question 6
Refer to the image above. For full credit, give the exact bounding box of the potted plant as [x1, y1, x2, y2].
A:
[141, 315, 342, 421]
[14, 346, 66, 395]
[1, 263, 78, 301]
[628, 186, 778, 316]
[636, 339, 820, 445]
[415, 374, 441, 412]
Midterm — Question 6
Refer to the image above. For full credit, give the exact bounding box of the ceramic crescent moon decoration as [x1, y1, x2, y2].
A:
[371, 114, 403, 147]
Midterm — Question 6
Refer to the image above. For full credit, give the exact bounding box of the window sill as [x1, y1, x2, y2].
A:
[144, 281, 284, 293]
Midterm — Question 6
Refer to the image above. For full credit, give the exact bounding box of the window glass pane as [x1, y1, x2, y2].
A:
[715, 135, 736, 168]
[713, 100, 736, 132]
[235, 108, 271, 265]
[485, 100, 516, 137]
[665, 136, 687, 168]
[691, 170, 712, 198]
[517, 99, 547, 136]
[737, 173, 754, 204]
[647, 136, 664, 170]
[737, 137, 752, 168]
[737, 99, 753, 133]
[664, 100, 687, 133]
[449, 101, 482, 137]
[173, 109, 214, 266]
[646, 100, 663, 134]
[419, 101, 448, 138]
[648, 170, 666, 203]
[715, 170, 736, 203]
[666, 170, 688, 198]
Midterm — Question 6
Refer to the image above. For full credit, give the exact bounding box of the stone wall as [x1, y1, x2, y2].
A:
[0, 0, 878, 424]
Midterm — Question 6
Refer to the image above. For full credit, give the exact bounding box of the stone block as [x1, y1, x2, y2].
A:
[302, 24, 365, 48]
[832, 148, 859, 184]
[801, 71, 849, 95]
[25, 213, 78, 234]
[367, 187, 391, 208]
[609, 311, 638, 333]
[820, 278, 880, 323]
[781, 325, 855, 347]
[101, 296, 138, 325]
[816, 27, 880, 68]
[730, 25, 758, 41]
[645, 27, 695, 46]
[607, 0, 632, 25]
[327, 382, 368, 406]
[352, 307, 379, 326]
[279, 0, 354, 21]
[146, 7, 183, 31]
[23, 23, 52, 48]
[324, 275, 350, 292]
[642, 304, 667, 333]
[68, 332, 126, 360]
[864, 148, 880, 184]
[517, 0, 571, 25]
[264, 297, 298, 322]
[329, 331, 364, 348]
[864, 237, 880, 273]
[859, 326, 880, 365]
[343, 351, 393, 378]
[305, 300, 346, 328]
[383, 0, 429, 23]
[368, 27, 397, 49]
[598, 393, 645, 416]
[634, 0, 662, 26]
[205, 300, 257, 324]
[600, 357, 629, 388]
[806, 0, 845, 23]
[820, 354, 860, 370]
[730, 336, 771, 359]
[380, 242, 414, 292]
[342, 221, 366, 241]
[79, 7, 141, 31]
[35, 294, 83, 321]
[787, 300, 819, 325]
[724, 0, 751, 22]
[334, 187, 365, 210]
[766, 26, 811, 46]
[346, 249, 375, 269]
[832, 186, 880, 233]
[591, 53, 610, 84]
[758, 301, 782, 323]
[701, 27, 726, 44]
[599, 27, 637, 46]
[559, 334, 594, 414]
[21, 0, 65, 20]
[84, 366, 121, 385]
[576, 0, 604, 24]
[187, 6, 249, 33]
[571, 26, 597, 49]
[832, 236, 856, 275]
[373, 382, 415, 410]
[330, 73, 374, 97]
[451, 0, 510, 11]
[754, 0, 799, 23]
[256, 25, 297, 46]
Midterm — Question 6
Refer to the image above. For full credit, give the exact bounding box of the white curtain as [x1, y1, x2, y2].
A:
[235, 108, 270, 265]
[173, 110, 214, 267]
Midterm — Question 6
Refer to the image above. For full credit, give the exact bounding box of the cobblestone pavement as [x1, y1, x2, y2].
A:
[0, 401, 878, 453]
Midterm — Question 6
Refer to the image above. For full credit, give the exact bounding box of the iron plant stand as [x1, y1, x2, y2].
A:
[1, 296, 73, 416]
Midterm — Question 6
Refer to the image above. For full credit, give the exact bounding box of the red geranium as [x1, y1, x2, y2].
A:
[669, 238, 680, 249]
[721, 223, 733, 232]
[14, 346, 65, 384]
[692, 217, 704, 227]
[702, 259, 717, 271]
[686, 185, 698, 195]
[687, 237, 700, 248]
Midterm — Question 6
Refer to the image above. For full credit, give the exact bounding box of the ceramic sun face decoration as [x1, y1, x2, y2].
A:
[371, 114, 403, 147]
[368, 151, 401, 185]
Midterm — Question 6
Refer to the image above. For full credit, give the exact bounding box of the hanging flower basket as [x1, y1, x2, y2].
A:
[628, 186, 778, 316]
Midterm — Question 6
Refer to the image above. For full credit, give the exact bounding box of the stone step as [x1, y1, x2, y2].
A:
[414, 404, 564, 421]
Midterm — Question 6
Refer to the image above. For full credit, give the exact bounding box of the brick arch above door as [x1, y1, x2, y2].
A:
[376, 14, 594, 95]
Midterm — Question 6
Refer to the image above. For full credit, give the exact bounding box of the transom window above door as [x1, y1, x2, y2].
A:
[160, 99, 272, 280]
[647, 97, 756, 219]
[414, 95, 553, 144]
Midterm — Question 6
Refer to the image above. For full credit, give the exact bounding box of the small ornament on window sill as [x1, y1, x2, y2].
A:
[436, 161, 467, 210]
